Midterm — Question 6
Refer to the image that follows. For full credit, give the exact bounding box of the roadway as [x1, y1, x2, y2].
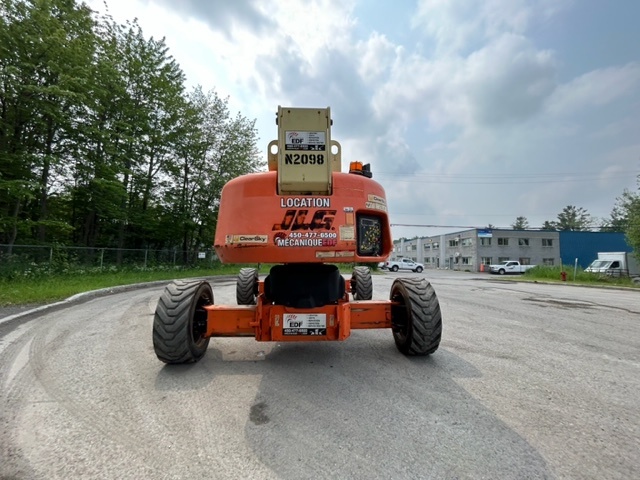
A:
[1, 270, 638, 479]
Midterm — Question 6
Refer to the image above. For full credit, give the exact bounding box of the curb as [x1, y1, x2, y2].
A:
[0, 275, 239, 327]
[481, 276, 640, 291]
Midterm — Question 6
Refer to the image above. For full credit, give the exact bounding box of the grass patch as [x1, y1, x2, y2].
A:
[0, 262, 374, 306]
[0, 266, 229, 306]
[522, 265, 639, 288]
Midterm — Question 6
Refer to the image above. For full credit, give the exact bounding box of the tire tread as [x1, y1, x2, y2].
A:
[153, 280, 212, 364]
[352, 266, 373, 300]
[391, 277, 442, 356]
[236, 268, 258, 305]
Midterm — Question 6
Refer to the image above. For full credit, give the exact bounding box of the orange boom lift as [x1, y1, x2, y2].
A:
[152, 107, 442, 363]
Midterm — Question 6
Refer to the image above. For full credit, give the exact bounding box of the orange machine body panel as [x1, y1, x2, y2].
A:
[214, 170, 392, 263]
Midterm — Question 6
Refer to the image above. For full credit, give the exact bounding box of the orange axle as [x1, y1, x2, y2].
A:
[204, 279, 393, 341]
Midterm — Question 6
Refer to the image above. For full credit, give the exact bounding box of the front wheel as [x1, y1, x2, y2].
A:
[153, 280, 213, 364]
[498, 269, 506, 275]
[415, 266, 423, 273]
[390, 278, 442, 356]
[351, 266, 373, 300]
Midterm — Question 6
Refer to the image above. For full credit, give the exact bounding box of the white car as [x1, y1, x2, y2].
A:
[383, 258, 424, 273]
[489, 261, 536, 275]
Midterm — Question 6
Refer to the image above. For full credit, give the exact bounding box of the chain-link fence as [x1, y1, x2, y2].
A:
[0, 244, 218, 277]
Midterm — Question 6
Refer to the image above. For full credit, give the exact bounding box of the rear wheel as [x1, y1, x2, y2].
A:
[236, 267, 259, 305]
[390, 277, 442, 356]
[416, 266, 423, 273]
[391, 265, 399, 272]
[153, 280, 212, 364]
[351, 266, 373, 300]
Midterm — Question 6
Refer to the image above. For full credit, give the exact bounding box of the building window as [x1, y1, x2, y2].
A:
[481, 257, 492, 265]
[424, 257, 431, 264]
[461, 257, 472, 265]
[498, 257, 510, 262]
[461, 238, 472, 247]
[542, 238, 553, 247]
[449, 238, 459, 247]
[433, 243, 439, 249]
[518, 238, 529, 246]
[480, 237, 492, 246]
[424, 244, 431, 250]
[519, 257, 531, 265]
[412, 257, 417, 261]
[543, 258, 554, 265]
[498, 238, 509, 246]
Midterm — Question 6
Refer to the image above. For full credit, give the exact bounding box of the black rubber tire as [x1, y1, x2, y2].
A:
[390, 277, 442, 356]
[236, 267, 258, 305]
[416, 266, 423, 273]
[391, 265, 399, 272]
[351, 266, 373, 300]
[498, 269, 505, 275]
[153, 280, 213, 364]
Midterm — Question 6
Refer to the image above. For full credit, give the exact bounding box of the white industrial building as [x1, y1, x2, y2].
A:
[391, 229, 561, 271]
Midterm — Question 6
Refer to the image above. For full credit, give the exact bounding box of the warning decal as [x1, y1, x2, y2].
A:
[283, 313, 327, 336]
[285, 131, 326, 151]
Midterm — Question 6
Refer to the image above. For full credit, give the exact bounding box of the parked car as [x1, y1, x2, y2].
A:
[383, 258, 424, 273]
[489, 261, 536, 275]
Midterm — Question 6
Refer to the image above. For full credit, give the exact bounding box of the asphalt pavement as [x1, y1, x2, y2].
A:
[1, 270, 638, 479]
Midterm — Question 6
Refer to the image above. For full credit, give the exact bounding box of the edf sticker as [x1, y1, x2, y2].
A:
[283, 313, 327, 336]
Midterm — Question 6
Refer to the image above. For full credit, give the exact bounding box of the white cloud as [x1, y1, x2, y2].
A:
[545, 63, 640, 116]
[411, 0, 572, 54]
[463, 34, 557, 124]
[372, 33, 557, 130]
[600, 145, 640, 185]
[148, 0, 274, 36]
[356, 32, 398, 84]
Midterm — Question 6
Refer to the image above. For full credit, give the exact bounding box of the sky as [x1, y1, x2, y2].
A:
[86, 0, 640, 239]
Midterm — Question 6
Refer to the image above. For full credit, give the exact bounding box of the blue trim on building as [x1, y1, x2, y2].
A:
[558, 231, 631, 268]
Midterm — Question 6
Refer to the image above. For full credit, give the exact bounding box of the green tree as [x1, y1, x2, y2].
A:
[612, 176, 640, 256]
[0, 1, 260, 258]
[111, 22, 187, 255]
[162, 87, 262, 261]
[511, 216, 529, 230]
[601, 188, 640, 232]
[553, 205, 592, 231]
[0, 0, 96, 245]
[627, 199, 640, 258]
[541, 220, 557, 230]
[64, 15, 129, 248]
